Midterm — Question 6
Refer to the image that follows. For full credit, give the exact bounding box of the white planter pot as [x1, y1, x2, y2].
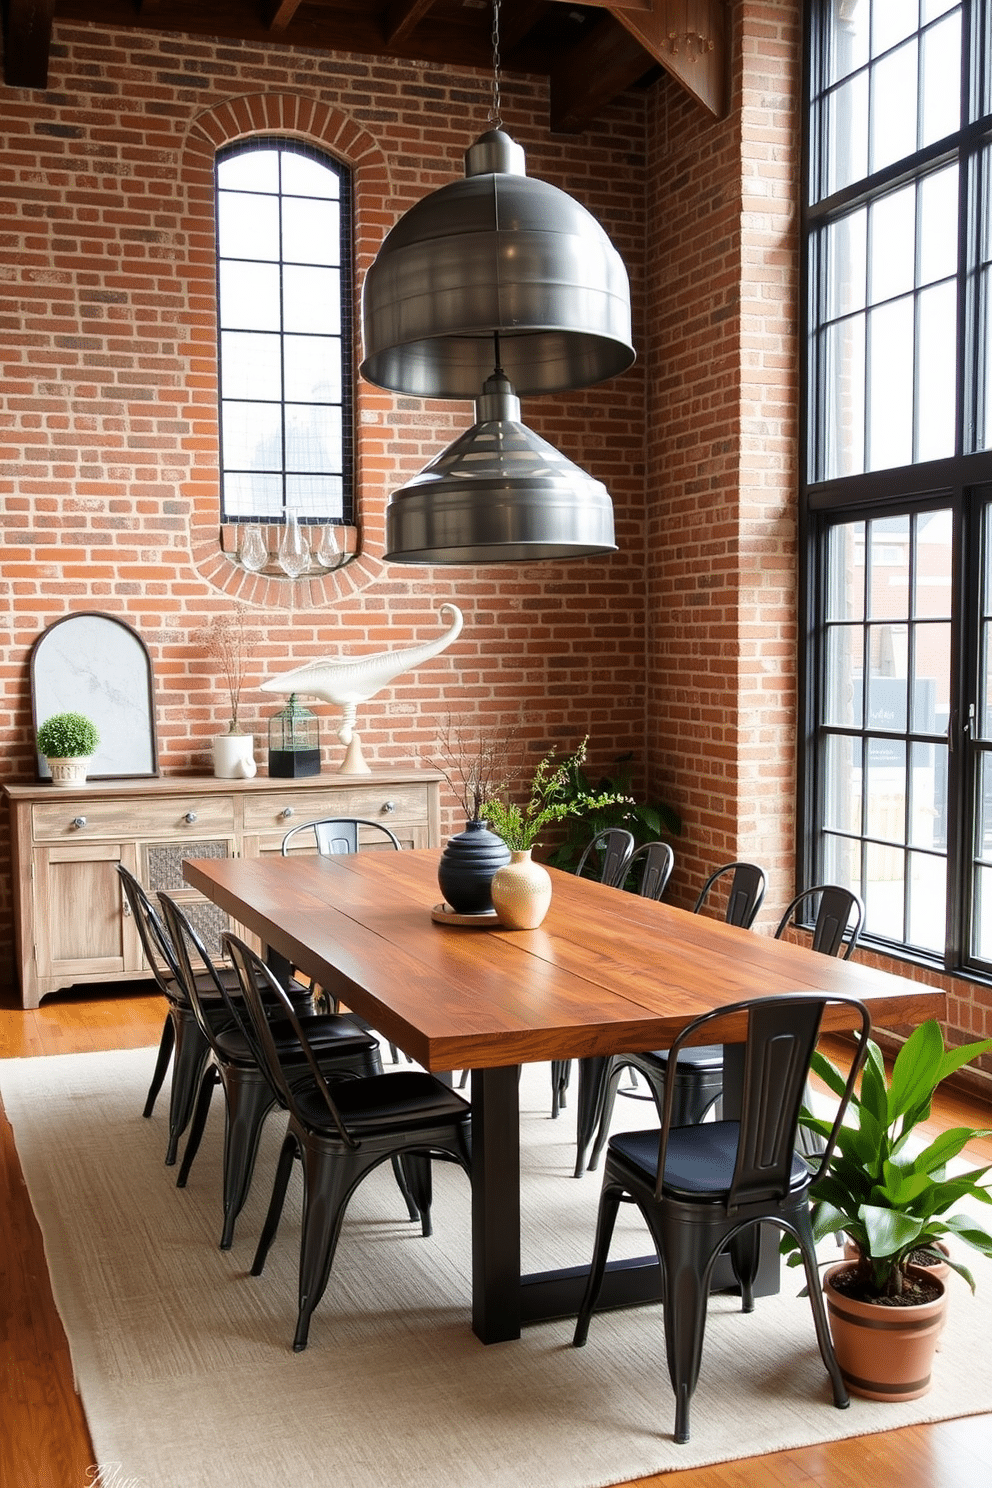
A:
[212, 733, 256, 779]
[46, 755, 92, 788]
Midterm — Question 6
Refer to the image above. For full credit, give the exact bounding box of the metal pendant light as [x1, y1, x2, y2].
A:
[365, 0, 633, 565]
[383, 370, 616, 564]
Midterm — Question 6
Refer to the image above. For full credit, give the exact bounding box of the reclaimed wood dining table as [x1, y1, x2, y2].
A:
[184, 848, 946, 1344]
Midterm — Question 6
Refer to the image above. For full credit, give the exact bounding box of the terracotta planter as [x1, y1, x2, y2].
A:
[490, 850, 552, 930]
[823, 1262, 946, 1401]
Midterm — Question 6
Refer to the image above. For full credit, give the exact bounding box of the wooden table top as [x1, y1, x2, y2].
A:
[185, 850, 946, 1072]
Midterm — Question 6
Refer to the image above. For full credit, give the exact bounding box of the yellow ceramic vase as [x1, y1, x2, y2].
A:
[491, 849, 552, 930]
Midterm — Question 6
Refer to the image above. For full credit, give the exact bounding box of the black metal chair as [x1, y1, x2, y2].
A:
[223, 931, 473, 1351]
[118, 864, 264, 1166]
[693, 860, 767, 927]
[158, 891, 386, 1250]
[627, 840, 675, 901]
[573, 992, 872, 1443]
[550, 827, 637, 1118]
[774, 884, 864, 959]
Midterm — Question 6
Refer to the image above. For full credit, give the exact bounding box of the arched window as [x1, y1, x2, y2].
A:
[215, 140, 353, 540]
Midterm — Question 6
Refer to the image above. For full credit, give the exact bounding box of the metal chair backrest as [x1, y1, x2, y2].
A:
[629, 841, 674, 901]
[223, 931, 358, 1148]
[281, 816, 402, 856]
[774, 885, 865, 960]
[574, 827, 635, 887]
[693, 861, 767, 929]
[158, 891, 251, 1052]
[655, 993, 871, 1208]
[116, 864, 183, 1001]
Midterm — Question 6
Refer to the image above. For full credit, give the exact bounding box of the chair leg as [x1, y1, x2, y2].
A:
[398, 1152, 433, 1237]
[176, 1066, 217, 1187]
[165, 1016, 211, 1166]
[573, 1181, 623, 1346]
[656, 1213, 717, 1445]
[294, 1149, 362, 1351]
[551, 1059, 570, 1118]
[390, 1154, 421, 1222]
[729, 1224, 761, 1313]
[791, 1212, 850, 1410]
[218, 1073, 278, 1250]
[588, 1060, 628, 1172]
[143, 1014, 175, 1118]
[251, 1132, 298, 1277]
[573, 1056, 611, 1177]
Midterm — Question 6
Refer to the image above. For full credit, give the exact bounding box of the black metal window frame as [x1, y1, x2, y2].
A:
[214, 136, 355, 529]
[800, 0, 992, 979]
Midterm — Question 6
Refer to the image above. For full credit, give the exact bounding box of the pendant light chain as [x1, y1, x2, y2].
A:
[488, 0, 503, 130]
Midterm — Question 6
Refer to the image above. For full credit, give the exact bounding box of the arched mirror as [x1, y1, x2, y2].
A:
[30, 613, 159, 779]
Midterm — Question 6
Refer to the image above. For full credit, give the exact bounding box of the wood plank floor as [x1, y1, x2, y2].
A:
[1, 982, 990, 1488]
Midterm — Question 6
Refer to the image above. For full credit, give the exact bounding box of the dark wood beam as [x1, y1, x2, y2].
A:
[605, 0, 728, 118]
[383, 0, 436, 49]
[264, 0, 304, 31]
[550, 12, 653, 134]
[2, 0, 56, 88]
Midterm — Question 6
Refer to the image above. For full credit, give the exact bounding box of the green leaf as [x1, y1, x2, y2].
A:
[888, 1021, 945, 1125]
[859, 1203, 924, 1258]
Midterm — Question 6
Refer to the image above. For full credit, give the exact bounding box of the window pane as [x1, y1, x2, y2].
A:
[284, 335, 342, 404]
[866, 738, 906, 839]
[284, 404, 342, 473]
[920, 12, 961, 146]
[825, 208, 867, 319]
[826, 521, 866, 620]
[828, 72, 869, 193]
[217, 192, 280, 261]
[822, 315, 866, 478]
[222, 402, 281, 471]
[220, 331, 281, 401]
[825, 626, 864, 726]
[282, 265, 340, 335]
[869, 186, 915, 304]
[219, 262, 280, 332]
[827, 0, 868, 86]
[912, 737, 948, 844]
[286, 475, 343, 519]
[217, 149, 280, 193]
[868, 628, 908, 730]
[868, 515, 910, 617]
[282, 197, 340, 267]
[871, 41, 918, 174]
[222, 471, 283, 519]
[919, 166, 958, 284]
[913, 509, 953, 618]
[281, 152, 340, 199]
[865, 840, 905, 939]
[867, 298, 914, 469]
[912, 622, 950, 731]
[908, 850, 946, 951]
[824, 734, 863, 833]
[917, 280, 957, 461]
[822, 831, 861, 889]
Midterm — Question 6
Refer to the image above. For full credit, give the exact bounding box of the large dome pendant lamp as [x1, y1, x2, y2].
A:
[360, 0, 634, 565]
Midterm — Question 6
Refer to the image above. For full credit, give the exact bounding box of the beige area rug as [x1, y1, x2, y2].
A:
[2, 1047, 991, 1488]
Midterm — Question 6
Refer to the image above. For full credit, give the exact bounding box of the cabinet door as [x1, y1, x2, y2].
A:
[141, 837, 235, 960]
[33, 842, 143, 983]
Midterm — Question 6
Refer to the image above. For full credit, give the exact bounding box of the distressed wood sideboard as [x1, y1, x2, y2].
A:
[3, 771, 442, 1009]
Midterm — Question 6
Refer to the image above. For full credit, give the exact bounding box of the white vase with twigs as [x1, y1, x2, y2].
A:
[202, 608, 257, 779]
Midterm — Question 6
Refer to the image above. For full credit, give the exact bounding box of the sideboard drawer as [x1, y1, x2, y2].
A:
[32, 795, 237, 842]
[242, 782, 429, 833]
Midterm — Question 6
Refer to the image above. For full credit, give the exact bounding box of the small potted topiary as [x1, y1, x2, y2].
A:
[36, 712, 100, 787]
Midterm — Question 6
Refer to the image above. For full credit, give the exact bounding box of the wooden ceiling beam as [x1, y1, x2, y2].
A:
[2, 0, 56, 88]
[383, 0, 437, 49]
[265, 0, 304, 31]
[605, 0, 728, 117]
[550, 13, 654, 135]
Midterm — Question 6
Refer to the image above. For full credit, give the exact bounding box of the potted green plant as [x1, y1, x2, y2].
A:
[37, 712, 100, 787]
[785, 1019, 992, 1401]
[482, 738, 631, 929]
[544, 750, 681, 888]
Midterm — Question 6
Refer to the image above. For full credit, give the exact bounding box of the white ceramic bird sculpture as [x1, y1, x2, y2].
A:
[260, 603, 464, 773]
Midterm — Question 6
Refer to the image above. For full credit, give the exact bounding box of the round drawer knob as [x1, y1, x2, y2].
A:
[184, 811, 198, 825]
[280, 807, 294, 819]
[71, 815, 87, 830]
[382, 800, 396, 813]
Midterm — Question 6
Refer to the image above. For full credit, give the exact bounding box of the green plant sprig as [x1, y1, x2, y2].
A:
[36, 712, 100, 758]
[783, 1020, 992, 1300]
[481, 737, 633, 853]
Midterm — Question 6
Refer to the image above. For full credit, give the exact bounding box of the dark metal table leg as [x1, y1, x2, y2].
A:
[470, 1065, 522, 1343]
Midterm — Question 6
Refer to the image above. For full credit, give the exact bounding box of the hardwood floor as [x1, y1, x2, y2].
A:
[1, 982, 990, 1488]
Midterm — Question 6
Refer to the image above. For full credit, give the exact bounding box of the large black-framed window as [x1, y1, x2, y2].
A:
[802, 0, 992, 977]
[214, 139, 354, 528]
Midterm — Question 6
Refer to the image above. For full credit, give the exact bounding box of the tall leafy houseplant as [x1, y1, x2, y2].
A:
[544, 751, 681, 881]
[788, 1020, 992, 1299]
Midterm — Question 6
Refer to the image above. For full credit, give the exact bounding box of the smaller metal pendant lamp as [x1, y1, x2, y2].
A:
[360, 0, 634, 565]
